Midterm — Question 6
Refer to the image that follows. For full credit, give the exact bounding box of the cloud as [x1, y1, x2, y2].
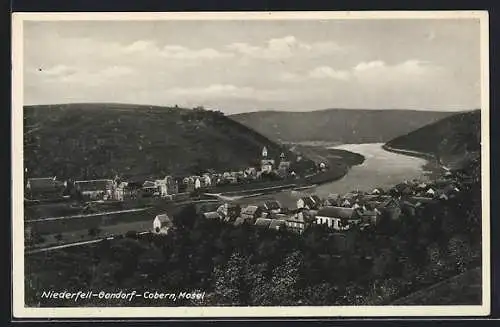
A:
[36, 65, 134, 86]
[354, 60, 386, 72]
[124, 40, 234, 60]
[353, 60, 442, 83]
[38, 65, 78, 77]
[227, 35, 343, 60]
[168, 84, 257, 99]
[308, 66, 350, 80]
[279, 60, 441, 86]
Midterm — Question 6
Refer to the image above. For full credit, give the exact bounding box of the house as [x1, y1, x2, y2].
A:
[393, 183, 413, 196]
[319, 162, 327, 171]
[340, 198, 352, 208]
[426, 188, 436, 197]
[234, 217, 252, 226]
[416, 182, 429, 191]
[269, 219, 287, 231]
[194, 178, 202, 189]
[285, 213, 308, 234]
[202, 174, 212, 187]
[183, 177, 196, 193]
[153, 214, 174, 234]
[244, 167, 258, 179]
[297, 196, 320, 210]
[26, 177, 65, 199]
[262, 146, 268, 158]
[361, 208, 382, 225]
[263, 200, 282, 214]
[114, 181, 128, 201]
[261, 159, 275, 173]
[400, 200, 420, 216]
[311, 194, 322, 206]
[371, 188, 383, 195]
[203, 211, 222, 220]
[142, 180, 159, 197]
[324, 193, 340, 206]
[315, 206, 362, 231]
[254, 218, 273, 228]
[155, 176, 178, 197]
[74, 179, 115, 201]
[361, 201, 382, 225]
[240, 205, 264, 221]
[217, 203, 241, 221]
[438, 184, 461, 200]
[123, 181, 143, 199]
[278, 161, 291, 177]
[379, 198, 403, 220]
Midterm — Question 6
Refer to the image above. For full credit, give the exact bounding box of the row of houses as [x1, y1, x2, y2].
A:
[149, 169, 465, 237]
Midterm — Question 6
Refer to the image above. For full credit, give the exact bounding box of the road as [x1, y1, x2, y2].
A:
[26, 231, 151, 255]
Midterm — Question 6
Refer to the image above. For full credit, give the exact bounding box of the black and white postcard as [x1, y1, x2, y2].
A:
[12, 11, 490, 318]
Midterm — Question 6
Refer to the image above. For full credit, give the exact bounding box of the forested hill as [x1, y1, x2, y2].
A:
[230, 109, 455, 144]
[385, 109, 481, 169]
[23, 103, 307, 180]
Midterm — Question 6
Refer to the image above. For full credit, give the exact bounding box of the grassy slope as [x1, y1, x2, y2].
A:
[385, 109, 481, 166]
[231, 109, 455, 144]
[386, 110, 483, 305]
[24, 103, 312, 180]
[391, 267, 482, 305]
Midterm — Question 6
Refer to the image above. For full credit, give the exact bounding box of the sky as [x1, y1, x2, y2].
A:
[23, 18, 482, 114]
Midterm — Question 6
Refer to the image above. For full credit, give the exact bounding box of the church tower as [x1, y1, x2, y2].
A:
[262, 146, 268, 158]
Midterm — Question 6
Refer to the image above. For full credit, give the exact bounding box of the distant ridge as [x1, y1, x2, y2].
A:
[230, 108, 458, 144]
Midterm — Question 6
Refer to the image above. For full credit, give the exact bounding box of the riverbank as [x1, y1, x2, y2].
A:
[205, 145, 365, 197]
[382, 144, 445, 179]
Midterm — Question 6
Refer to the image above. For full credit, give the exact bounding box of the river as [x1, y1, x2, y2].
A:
[235, 143, 430, 208]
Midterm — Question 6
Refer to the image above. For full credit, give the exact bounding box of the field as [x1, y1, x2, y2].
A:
[26, 199, 222, 248]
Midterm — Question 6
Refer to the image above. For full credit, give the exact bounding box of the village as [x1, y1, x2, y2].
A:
[153, 169, 465, 235]
[25, 146, 315, 204]
[24, 144, 469, 247]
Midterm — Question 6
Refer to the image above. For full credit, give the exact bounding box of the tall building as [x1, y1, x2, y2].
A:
[262, 146, 268, 158]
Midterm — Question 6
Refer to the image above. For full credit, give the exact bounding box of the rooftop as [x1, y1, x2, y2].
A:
[317, 206, 358, 220]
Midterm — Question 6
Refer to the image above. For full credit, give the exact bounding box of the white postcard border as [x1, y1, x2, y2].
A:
[11, 10, 491, 318]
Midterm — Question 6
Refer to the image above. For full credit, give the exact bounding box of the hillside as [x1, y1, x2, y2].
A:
[385, 109, 481, 169]
[391, 267, 482, 305]
[23, 103, 313, 180]
[231, 109, 455, 144]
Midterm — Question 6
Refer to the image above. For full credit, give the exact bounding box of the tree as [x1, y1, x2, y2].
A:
[213, 252, 247, 305]
[267, 251, 303, 305]
[173, 204, 198, 230]
[446, 236, 474, 274]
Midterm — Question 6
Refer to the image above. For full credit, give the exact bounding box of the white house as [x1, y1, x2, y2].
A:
[153, 214, 174, 234]
[261, 159, 275, 173]
[155, 175, 177, 197]
[194, 178, 202, 189]
[315, 206, 362, 231]
[426, 188, 436, 196]
[114, 182, 128, 201]
[202, 174, 212, 187]
[262, 146, 268, 158]
[75, 179, 116, 201]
